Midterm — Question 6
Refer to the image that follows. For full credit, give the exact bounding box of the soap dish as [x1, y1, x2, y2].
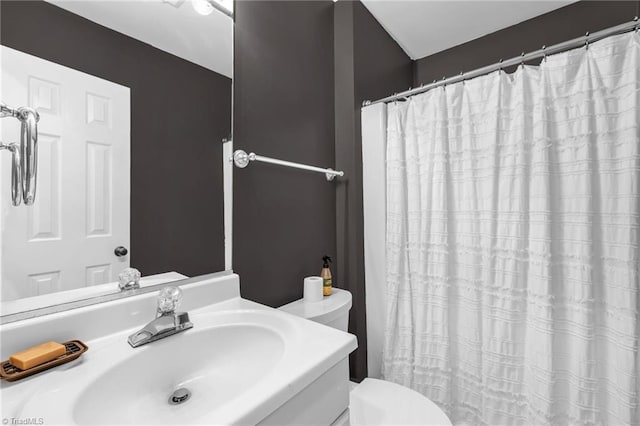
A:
[0, 340, 89, 382]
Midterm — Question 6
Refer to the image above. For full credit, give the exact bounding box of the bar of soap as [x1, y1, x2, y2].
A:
[9, 341, 66, 370]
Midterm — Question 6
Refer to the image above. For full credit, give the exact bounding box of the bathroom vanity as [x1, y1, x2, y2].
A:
[0, 273, 357, 425]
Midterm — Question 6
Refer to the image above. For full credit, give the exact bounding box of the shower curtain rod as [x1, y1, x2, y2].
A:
[364, 18, 639, 106]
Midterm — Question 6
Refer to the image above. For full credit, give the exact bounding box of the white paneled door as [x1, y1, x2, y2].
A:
[0, 46, 130, 301]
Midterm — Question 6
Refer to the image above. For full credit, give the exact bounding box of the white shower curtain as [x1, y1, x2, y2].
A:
[383, 31, 639, 425]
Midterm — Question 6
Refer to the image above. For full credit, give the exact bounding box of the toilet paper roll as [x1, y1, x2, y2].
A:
[303, 276, 324, 302]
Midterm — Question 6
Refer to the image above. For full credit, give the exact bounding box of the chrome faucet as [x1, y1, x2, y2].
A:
[127, 286, 193, 348]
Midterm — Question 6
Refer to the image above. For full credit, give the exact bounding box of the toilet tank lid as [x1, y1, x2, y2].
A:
[279, 288, 352, 323]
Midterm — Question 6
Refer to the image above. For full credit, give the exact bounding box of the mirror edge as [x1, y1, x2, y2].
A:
[0, 270, 234, 325]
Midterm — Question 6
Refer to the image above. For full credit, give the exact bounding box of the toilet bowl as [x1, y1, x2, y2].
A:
[279, 288, 452, 426]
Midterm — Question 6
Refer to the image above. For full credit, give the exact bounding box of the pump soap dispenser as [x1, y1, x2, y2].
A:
[321, 255, 333, 296]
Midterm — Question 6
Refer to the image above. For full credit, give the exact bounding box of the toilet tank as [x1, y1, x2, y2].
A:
[278, 288, 352, 332]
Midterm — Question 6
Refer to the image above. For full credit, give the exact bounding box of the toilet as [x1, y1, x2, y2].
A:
[279, 288, 452, 426]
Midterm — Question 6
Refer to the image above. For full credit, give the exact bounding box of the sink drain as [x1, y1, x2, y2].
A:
[168, 388, 192, 405]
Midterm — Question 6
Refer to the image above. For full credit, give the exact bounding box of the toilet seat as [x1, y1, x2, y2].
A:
[348, 379, 451, 426]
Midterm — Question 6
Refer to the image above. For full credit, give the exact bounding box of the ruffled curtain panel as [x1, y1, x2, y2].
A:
[384, 31, 639, 425]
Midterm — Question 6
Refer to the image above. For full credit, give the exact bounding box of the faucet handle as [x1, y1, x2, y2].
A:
[157, 286, 183, 314]
[118, 267, 141, 291]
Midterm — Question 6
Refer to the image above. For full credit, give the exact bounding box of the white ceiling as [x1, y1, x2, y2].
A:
[361, 0, 577, 60]
[45, 0, 233, 78]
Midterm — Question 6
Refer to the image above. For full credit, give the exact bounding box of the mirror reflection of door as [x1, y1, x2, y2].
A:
[0, 0, 231, 315]
[1, 46, 131, 301]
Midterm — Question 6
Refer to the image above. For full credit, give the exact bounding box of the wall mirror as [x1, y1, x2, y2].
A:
[0, 0, 233, 319]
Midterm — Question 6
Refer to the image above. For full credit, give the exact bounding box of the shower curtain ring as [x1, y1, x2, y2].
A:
[521, 52, 525, 66]
[585, 32, 590, 49]
[542, 45, 547, 62]
[634, 16, 639, 32]
[401, 88, 411, 102]
[498, 59, 503, 72]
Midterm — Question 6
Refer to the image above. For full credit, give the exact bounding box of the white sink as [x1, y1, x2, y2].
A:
[2, 274, 357, 425]
[73, 318, 285, 424]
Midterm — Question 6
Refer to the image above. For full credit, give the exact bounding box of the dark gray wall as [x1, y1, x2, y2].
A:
[1, 0, 229, 277]
[334, 0, 412, 381]
[234, 0, 411, 381]
[353, 2, 414, 104]
[414, 0, 639, 85]
[233, 1, 337, 307]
